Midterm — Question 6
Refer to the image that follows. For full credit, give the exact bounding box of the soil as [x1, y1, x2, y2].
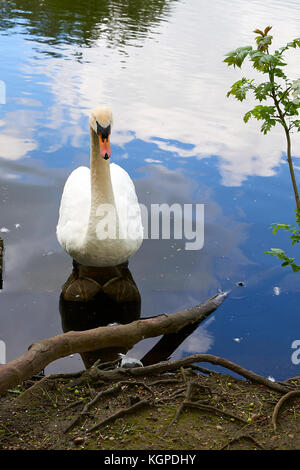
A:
[0, 366, 300, 451]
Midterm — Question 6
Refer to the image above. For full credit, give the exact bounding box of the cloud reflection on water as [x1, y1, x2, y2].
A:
[1, 0, 297, 186]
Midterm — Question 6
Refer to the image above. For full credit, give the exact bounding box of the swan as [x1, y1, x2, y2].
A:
[56, 106, 143, 267]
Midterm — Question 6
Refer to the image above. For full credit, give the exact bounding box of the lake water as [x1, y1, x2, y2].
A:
[0, 0, 300, 380]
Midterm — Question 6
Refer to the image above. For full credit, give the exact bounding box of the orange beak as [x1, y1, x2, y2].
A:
[99, 135, 111, 159]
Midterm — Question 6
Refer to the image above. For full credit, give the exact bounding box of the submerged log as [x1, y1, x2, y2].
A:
[0, 291, 228, 396]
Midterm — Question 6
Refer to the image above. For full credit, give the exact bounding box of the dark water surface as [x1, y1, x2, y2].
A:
[0, 0, 300, 379]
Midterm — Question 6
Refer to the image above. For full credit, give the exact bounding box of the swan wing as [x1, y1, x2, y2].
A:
[56, 166, 91, 252]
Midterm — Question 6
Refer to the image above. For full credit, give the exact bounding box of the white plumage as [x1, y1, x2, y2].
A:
[56, 107, 143, 267]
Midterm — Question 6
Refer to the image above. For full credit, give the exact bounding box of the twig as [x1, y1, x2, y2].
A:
[61, 398, 89, 412]
[163, 380, 194, 437]
[96, 359, 120, 370]
[88, 399, 151, 433]
[180, 367, 187, 383]
[190, 364, 215, 375]
[272, 390, 300, 432]
[149, 379, 181, 386]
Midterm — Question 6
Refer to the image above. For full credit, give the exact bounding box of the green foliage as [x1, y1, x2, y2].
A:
[254, 82, 274, 101]
[224, 26, 300, 135]
[243, 105, 276, 133]
[224, 46, 252, 68]
[265, 210, 300, 273]
[226, 78, 254, 101]
[265, 248, 300, 272]
[225, 26, 300, 272]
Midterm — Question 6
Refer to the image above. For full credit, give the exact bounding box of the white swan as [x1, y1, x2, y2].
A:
[56, 106, 143, 267]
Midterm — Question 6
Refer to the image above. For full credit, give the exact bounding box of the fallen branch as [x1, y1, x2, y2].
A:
[0, 291, 228, 396]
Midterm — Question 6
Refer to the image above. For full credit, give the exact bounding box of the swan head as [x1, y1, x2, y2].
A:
[89, 106, 113, 160]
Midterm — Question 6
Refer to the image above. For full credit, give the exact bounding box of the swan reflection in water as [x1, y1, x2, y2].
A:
[59, 260, 141, 368]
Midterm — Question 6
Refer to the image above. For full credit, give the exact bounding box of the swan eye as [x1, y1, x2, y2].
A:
[96, 121, 111, 141]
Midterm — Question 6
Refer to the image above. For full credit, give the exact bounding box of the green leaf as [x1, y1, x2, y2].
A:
[261, 119, 276, 134]
[242, 105, 277, 131]
[256, 35, 273, 51]
[247, 105, 276, 120]
[226, 78, 253, 101]
[254, 82, 273, 101]
[272, 223, 293, 232]
[224, 46, 252, 68]
[243, 111, 252, 123]
[273, 68, 287, 79]
[291, 119, 300, 131]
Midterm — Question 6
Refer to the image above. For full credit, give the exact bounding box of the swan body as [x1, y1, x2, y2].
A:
[57, 107, 143, 267]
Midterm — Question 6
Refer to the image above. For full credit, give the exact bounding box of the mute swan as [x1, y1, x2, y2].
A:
[57, 106, 143, 267]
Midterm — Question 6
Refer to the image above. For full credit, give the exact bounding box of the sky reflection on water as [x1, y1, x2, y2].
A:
[0, 0, 300, 379]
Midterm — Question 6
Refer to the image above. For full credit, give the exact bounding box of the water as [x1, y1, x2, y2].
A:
[0, 0, 300, 380]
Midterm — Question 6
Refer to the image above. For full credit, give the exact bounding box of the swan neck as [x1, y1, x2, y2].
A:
[83, 128, 119, 252]
[90, 127, 114, 206]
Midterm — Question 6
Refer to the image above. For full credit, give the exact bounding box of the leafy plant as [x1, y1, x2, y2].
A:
[265, 210, 300, 272]
[224, 27, 300, 272]
[224, 26, 300, 209]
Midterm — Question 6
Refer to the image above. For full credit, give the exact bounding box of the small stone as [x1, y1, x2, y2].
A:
[73, 437, 84, 445]
[250, 413, 260, 421]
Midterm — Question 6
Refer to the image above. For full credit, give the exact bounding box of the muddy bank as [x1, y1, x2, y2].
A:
[0, 366, 299, 451]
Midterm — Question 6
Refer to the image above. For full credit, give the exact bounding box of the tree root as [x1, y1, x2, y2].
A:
[272, 390, 300, 432]
[120, 354, 292, 394]
[163, 378, 247, 438]
[19, 352, 295, 407]
[220, 434, 265, 450]
[63, 380, 154, 434]
[163, 380, 194, 437]
[63, 382, 123, 433]
[182, 401, 248, 424]
[88, 399, 151, 433]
